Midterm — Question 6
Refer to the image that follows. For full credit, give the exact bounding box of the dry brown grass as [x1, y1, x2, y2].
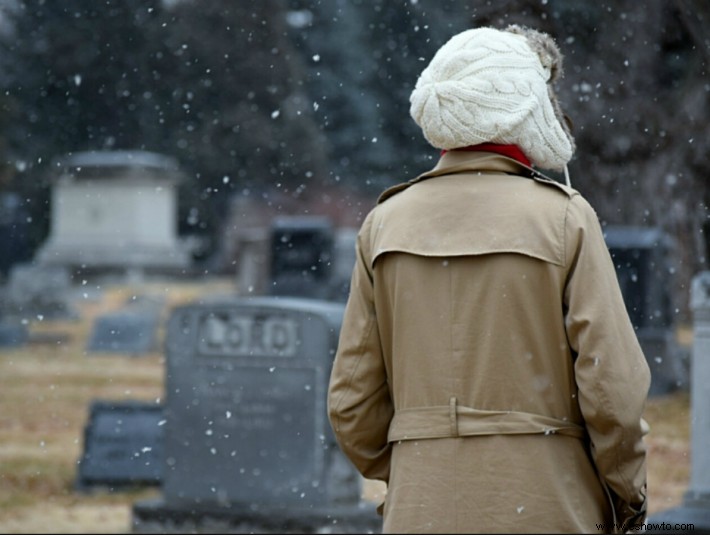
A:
[0, 278, 232, 534]
[0, 280, 693, 533]
[645, 391, 690, 513]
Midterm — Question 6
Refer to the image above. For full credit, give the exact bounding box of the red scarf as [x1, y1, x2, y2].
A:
[441, 143, 531, 167]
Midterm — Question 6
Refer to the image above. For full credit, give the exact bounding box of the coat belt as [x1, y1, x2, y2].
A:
[388, 397, 585, 442]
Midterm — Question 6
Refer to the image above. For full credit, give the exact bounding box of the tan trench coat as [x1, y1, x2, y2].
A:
[327, 151, 651, 534]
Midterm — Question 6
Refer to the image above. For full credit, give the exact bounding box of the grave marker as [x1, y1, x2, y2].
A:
[35, 150, 192, 273]
[3, 263, 78, 320]
[647, 271, 710, 531]
[604, 225, 686, 395]
[76, 400, 164, 490]
[0, 318, 28, 348]
[132, 296, 380, 533]
[269, 216, 334, 300]
[86, 310, 159, 354]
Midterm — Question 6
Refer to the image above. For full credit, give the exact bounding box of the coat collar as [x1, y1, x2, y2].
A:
[378, 151, 570, 204]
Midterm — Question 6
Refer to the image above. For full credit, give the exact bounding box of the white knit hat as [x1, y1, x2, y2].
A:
[409, 25, 575, 172]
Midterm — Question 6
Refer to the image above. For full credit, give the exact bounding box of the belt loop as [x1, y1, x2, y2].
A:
[449, 397, 458, 437]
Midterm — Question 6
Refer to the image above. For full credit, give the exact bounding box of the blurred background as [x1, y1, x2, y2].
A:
[0, 0, 705, 533]
[0, 0, 707, 318]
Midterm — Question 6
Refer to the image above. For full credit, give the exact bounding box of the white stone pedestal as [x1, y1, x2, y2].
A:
[35, 150, 192, 272]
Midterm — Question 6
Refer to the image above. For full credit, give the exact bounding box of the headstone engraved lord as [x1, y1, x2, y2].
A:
[132, 296, 380, 534]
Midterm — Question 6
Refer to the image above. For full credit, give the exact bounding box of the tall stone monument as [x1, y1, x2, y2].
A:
[35, 150, 192, 274]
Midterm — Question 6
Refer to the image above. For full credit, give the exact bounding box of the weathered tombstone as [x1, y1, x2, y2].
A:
[603, 225, 686, 395]
[269, 216, 335, 300]
[76, 400, 164, 490]
[86, 310, 159, 355]
[647, 271, 710, 532]
[2, 262, 78, 320]
[132, 296, 380, 534]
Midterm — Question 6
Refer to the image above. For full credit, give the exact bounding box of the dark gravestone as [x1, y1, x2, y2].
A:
[132, 296, 380, 534]
[86, 310, 159, 354]
[604, 226, 673, 331]
[269, 216, 335, 300]
[603, 225, 685, 395]
[76, 400, 164, 490]
[0, 192, 32, 278]
[0, 318, 29, 348]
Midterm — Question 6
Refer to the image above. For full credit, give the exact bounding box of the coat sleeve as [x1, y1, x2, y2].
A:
[327, 213, 393, 483]
[563, 194, 651, 531]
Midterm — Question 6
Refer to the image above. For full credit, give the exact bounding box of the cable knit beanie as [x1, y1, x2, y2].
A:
[409, 25, 575, 172]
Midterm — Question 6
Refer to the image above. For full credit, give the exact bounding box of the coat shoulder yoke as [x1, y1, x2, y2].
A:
[377, 152, 576, 205]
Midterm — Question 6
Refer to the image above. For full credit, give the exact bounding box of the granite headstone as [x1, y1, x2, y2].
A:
[86, 310, 159, 355]
[132, 296, 380, 533]
[76, 400, 164, 490]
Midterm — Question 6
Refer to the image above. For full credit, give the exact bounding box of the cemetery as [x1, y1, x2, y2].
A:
[0, 210, 702, 534]
[0, 149, 701, 534]
[0, 270, 695, 533]
[0, 2, 708, 532]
